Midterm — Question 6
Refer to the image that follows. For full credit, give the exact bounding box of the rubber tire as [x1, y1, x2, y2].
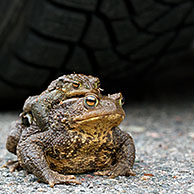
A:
[1, 0, 194, 107]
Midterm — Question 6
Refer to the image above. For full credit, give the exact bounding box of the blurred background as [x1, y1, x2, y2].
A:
[1, 0, 194, 109]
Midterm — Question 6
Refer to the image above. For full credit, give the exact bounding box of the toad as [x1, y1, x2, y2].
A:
[6, 74, 101, 155]
[22, 73, 101, 129]
[6, 93, 135, 187]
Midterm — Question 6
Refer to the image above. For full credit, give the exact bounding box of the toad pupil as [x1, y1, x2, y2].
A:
[72, 82, 80, 88]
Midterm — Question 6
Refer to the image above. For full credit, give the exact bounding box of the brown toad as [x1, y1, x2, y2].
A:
[6, 93, 135, 187]
[6, 74, 101, 155]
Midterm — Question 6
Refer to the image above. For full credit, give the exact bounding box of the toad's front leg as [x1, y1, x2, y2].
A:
[17, 134, 80, 187]
[95, 127, 135, 177]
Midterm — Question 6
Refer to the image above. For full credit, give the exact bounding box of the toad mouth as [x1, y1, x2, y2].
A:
[73, 113, 124, 123]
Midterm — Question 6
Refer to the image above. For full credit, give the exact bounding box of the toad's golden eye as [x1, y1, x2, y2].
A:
[84, 95, 98, 108]
[72, 82, 81, 89]
[119, 97, 125, 106]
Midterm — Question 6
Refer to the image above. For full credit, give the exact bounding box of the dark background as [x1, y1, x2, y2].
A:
[1, 0, 194, 109]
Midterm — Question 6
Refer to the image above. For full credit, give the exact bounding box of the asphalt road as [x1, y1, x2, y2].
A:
[0, 97, 193, 194]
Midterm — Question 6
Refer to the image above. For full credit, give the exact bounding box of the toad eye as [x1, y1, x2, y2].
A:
[119, 97, 125, 106]
[72, 82, 81, 89]
[84, 95, 98, 108]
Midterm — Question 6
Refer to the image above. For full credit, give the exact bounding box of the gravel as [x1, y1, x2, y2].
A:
[0, 98, 194, 194]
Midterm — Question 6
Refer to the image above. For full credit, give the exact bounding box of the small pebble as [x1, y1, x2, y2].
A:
[188, 132, 194, 139]
[127, 126, 146, 133]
